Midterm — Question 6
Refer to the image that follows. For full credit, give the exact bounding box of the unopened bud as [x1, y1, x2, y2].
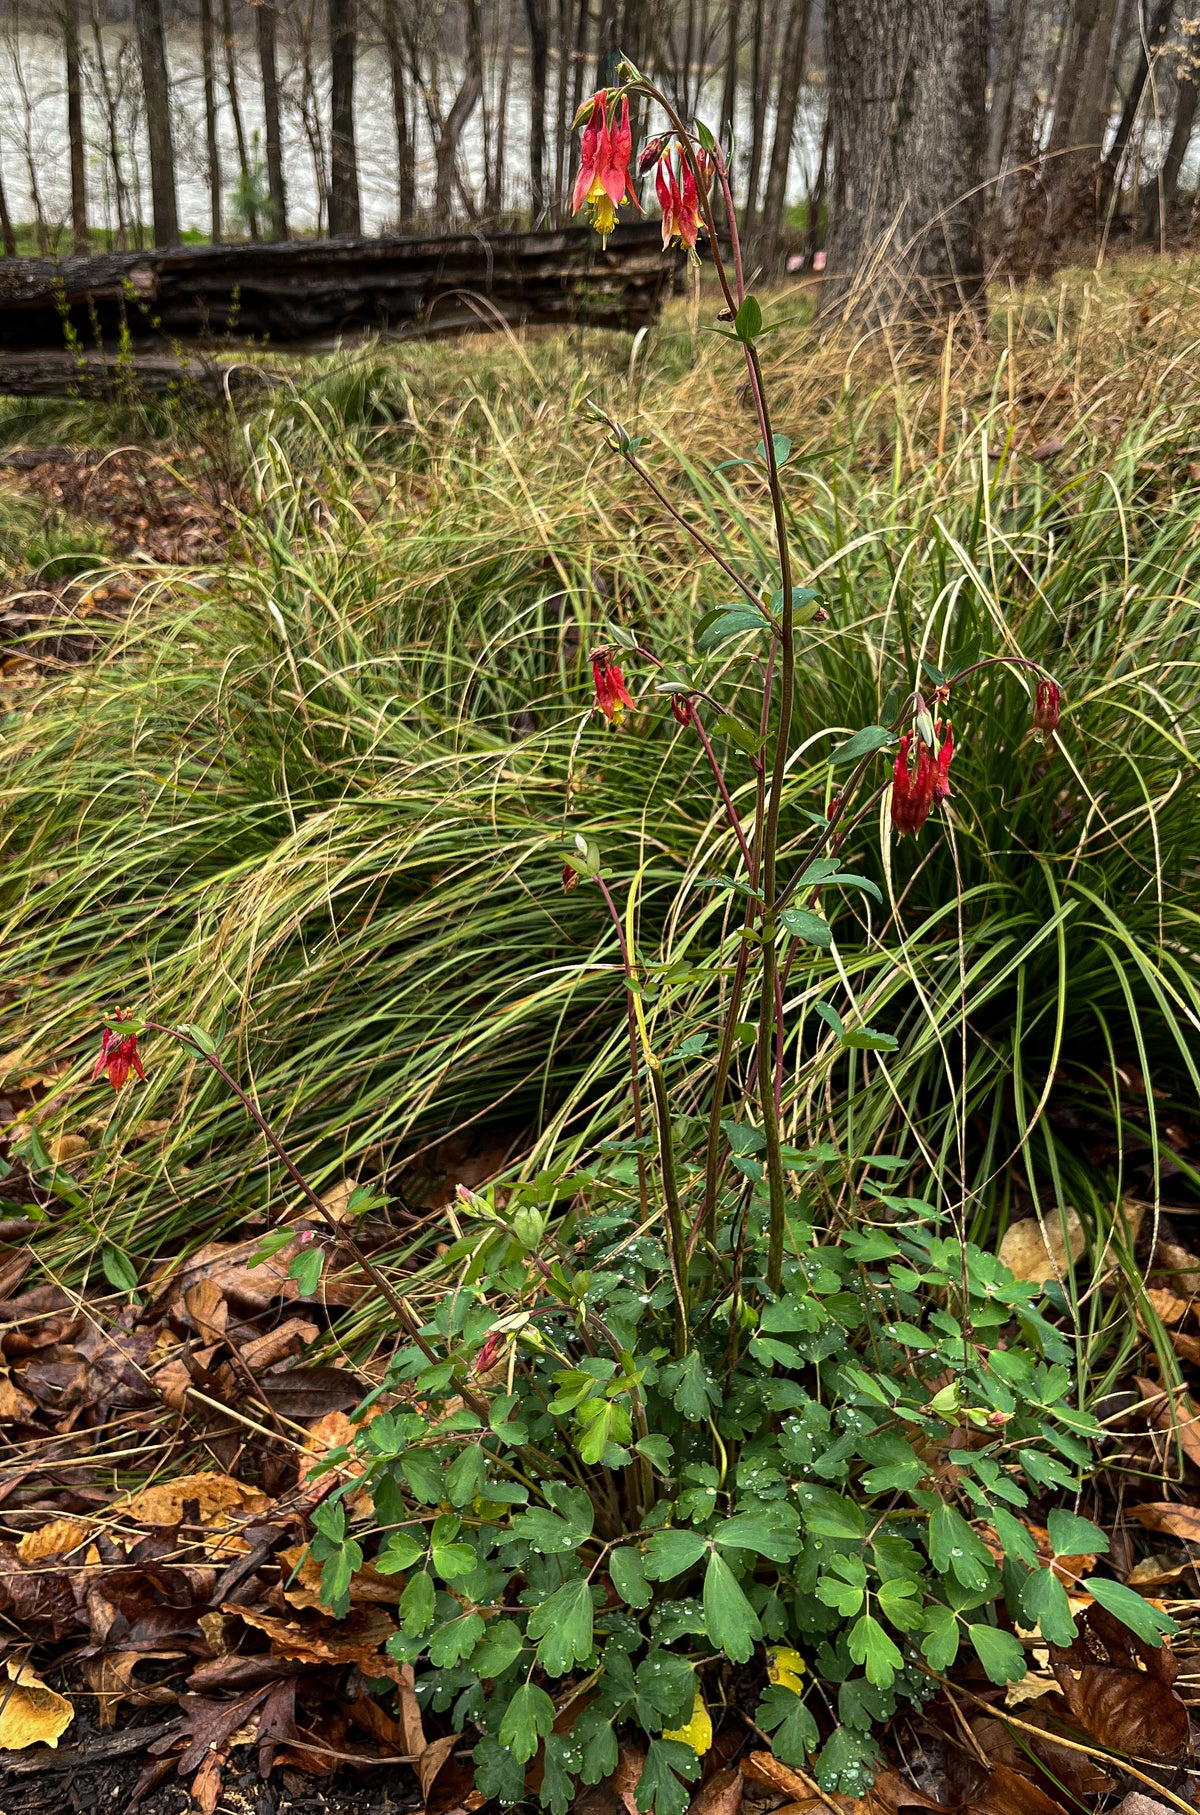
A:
[638, 135, 666, 176]
[562, 862, 580, 892]
[1033, 678, 1061, 734]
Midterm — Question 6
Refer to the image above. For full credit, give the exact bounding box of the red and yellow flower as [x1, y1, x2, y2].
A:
[655, 146, 700, 256]
[591, 649, 634, 725]
[572, 92, 638, 244]
[92, 1011, 146, 1091]
[890, 721, 954, 836]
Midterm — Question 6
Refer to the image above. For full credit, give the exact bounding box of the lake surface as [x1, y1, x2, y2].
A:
[0, 27, 825, 241]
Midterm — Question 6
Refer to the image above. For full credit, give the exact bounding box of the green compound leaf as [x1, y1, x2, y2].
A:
[1047, 1510, 1109, 1557]
[968, 1622, 1028, 1685]
[1083, 1577, 1180, 1645]
[526, 1577, 596, 1676]
[610, 1546, 652, 1609]
[468, 1616, 525, 1678]
[847, 1613, 902, 1688]
[644, 1527, 710, 1581]
[635, 1739, 701, 1815]
[702, 1548, 762, 1663]
[1018, 1565, 1078, 1647]
[499, 1682, 557, 1764]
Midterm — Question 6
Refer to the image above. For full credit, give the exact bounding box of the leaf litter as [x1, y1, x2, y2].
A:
[0, 1203, 1198, 1815]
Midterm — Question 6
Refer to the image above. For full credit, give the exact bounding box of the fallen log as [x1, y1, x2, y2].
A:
[0, 223, 680, 351]
[0, 349, 269, 397]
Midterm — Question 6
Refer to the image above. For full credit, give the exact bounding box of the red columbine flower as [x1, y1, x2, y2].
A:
[670, 694, 694, 727]
[572, 93, 638, 244]
[931, 720, 954, 803]
[892, 723, 955, 834]
[92, 1011, 146, 1091]
[656, 147, 700, 256]
[561, 861, 580, 891]
[1033, 679, 1061, 734]
[591, 649, 633, 725]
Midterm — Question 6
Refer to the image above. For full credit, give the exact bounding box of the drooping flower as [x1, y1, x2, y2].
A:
[655, 147, 700, 256]
[669, 693, 695, 727]
[1033, 679, 1061, 734]
[561, 861, 580, 892]
[930, 720, 954, 803]
[572, 93, 638, 244]
[591, 649, 634, 725]
[891, 721, 955, 836]
[92, 1011, 146, 1091]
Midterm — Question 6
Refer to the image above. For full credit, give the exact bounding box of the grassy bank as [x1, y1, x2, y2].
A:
[1, 261, 1199, 1325]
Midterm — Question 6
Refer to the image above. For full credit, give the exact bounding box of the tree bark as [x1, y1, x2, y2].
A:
[382, 0, 416, 226]
[1139, 63, 1196, 234]
[821, 0, 989, 326]
[134, 0, 180, 247]
[222, 0, 259, 238]
[0, 161, 15, 258]
[329, 0, 363, 235]
[63, 0, 88, 251]
[525, 0, 550, 223]
[199, 0, 222, 240]
[757, 0, 811, 270]
[1043, 0, 1122, 229]
[434, 0, 483, 229]
[257, 0, 288, 238]
[1106, 0, 1175, 181]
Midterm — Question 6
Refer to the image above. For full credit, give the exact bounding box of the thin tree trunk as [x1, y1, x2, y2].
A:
[329, 0, 362, 234]
[553, 0, 571, 216]
[222, 0, 259, 238]
[757, 0, 811, 269]
[721, 0, 742, 142]
[257, 0, 288, 237]
[134, 0, 179, 246]
[63, 0, 88, 250]
[199, 0, 222, 239]
[1139, 63, 1196, 233]
[296, 5, 329, 233]
[1044, 0, 1122, 228]
[526, 0, 550, 222]
[492, 1, 517, 218]
[90, 0, 132, 248]
[822, 0, 989, 325]
[743, 0, 780, 234]
[1106, 0, 1174, 180]
[435, 0, 483, 228]
[383, 0, 416, 225]
[0, 161, 15, 257]
[571, 0, 592, 132]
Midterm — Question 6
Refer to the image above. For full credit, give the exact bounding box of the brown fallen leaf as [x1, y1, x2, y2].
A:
[258, 1365, 362, 1422]
[1144, 1286, 1189, 1327]
[396, 1661, 426, 1757]
[612, 1743, 646, 1815]
[1050, 1607, 1189, 1758]
[418, 1731, 462, 1800]
[1135, 1376, 1200, 1470]
[1126, 1501, 1200, 1543]
[16, 1516, 92, 1560]
[0, 1371, 37, 1419]
[228, 1603, 404, 1682]
[240, 1317, 319, 1371]
[742, 1752, 818, 1801]
[115, 1471, 270, 1527]
[967, 1763, 1066, 1815]
[686, 1766, 744, 1815]
[1126, 1553, 1188, 1589]
[998, 1212, 1085, 1284]
[182, 1277, 228, 1345]
[1149, 1237, 1200, 1296]
[0, 1658, 74, 1749]
[0, 1542, 83, 1638]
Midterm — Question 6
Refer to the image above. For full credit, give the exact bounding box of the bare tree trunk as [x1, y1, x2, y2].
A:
[1139, 58, 1196, 233]
[222, 0, 259, 238]
[257, 0, 288, 237]
[134, 0, 179, 246]
[382, 0, 416, 225]
[0, 161, 15, 257]
[329, 0, 362, 234]
[757, 0, 811, 269]
[526, 0, 550, 222]
[63, 0, 89, 250]
[435, 0, 483, 228]
[1106, 0, 1175, 181]
[742, 0, 768, 231]
[1044, 0, 1122, 228]
[492, 1, 517, 218]
[822, 0, 989, 325]
[90, 0, 132, 248]
[295, 4, 330, 232]
[199, 0, 222, 239]
[553, 0, 571, 216]
[721, 0, 742, 142]
[570, 0, 592, 138]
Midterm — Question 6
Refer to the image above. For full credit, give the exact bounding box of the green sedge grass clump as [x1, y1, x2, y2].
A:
[0, 267, 1198, 1310]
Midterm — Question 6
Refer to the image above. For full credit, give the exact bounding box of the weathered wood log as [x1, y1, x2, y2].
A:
[0, 223, 680, 351]
[0, 349, 269, 396]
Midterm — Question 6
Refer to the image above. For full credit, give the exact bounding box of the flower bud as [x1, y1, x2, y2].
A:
[1033, 679, 1061, 734]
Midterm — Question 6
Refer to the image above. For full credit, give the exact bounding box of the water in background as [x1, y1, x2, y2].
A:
[0, 27, 825, 240]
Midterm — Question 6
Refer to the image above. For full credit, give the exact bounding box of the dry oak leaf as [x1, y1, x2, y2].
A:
[227, 1603, 405, 1682]
[0, 1657, 74, 1749]
[686, 1766, 743, 1815]
[114, 1471, 270, 1527]
[998, 1212, 1086, 1284]
[1050, 1616, 1189, 1759]
[16, 1516, 92, 1561]
[278, 1542, 402, 1609]
[966, 1762, 1066, 1815]
[0, 1372, 37, 1420]
[611, 1742, 647, 1815]
[1127, 1502, 1200, 1544]
[182, 1277, 228, 1345]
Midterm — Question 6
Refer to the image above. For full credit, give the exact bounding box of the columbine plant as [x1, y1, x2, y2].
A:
[84, 63, 1174, 1815]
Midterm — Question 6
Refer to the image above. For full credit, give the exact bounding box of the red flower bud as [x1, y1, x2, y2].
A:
[670, 694, 695, 727]
[1033, 679, 1061, 734]
[890, 721, 955, 836]
[562, 862, 580, 891]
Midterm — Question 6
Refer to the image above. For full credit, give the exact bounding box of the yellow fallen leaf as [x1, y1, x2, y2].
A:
[998, 1210, 1086, 1283]
[766, 1647, 807, 1695]
[0, 1659, 74, 1749]
[114, 1471, 269, 1527]
[17, 1517, 92, 1561]
[663, 1688, 712, 1756]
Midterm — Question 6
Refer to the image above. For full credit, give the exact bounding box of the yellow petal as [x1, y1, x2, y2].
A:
[0, 1660, 74, 1749]
[663, 1687, 712, 1755]
[766, 1646, 807, 1695]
